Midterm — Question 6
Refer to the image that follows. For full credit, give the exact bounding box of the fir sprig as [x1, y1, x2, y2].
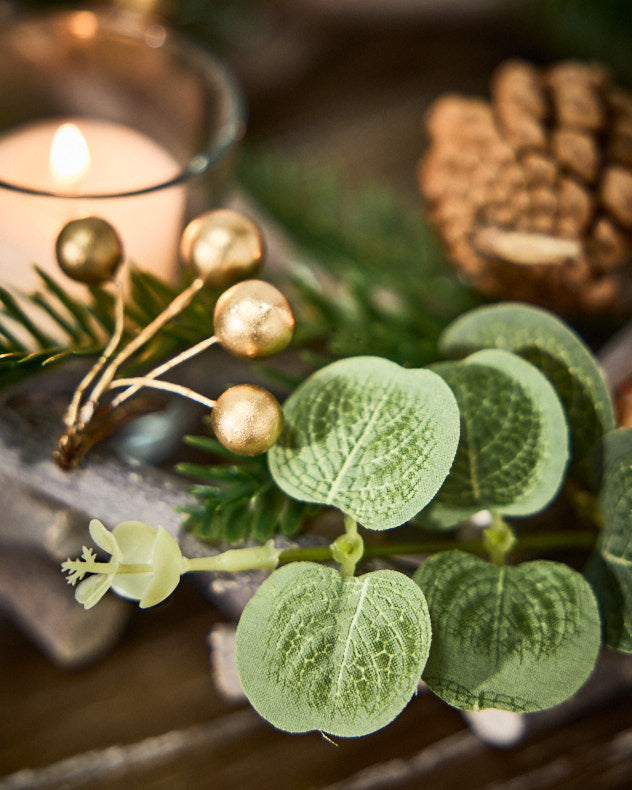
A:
[177, 432, 317, 543]
[237, 147, 478, 368]
[0, 266, 220, 390]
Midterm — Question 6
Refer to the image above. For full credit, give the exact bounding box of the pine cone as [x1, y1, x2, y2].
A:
[419, 59, 632, 316]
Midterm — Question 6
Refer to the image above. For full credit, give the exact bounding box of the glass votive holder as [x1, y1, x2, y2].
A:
[0, 4, 245, 295]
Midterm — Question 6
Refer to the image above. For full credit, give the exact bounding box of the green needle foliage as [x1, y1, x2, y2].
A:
[177, 432, 316, 543]
[0, 266, 219, 390]
[237, 147, 478, 368]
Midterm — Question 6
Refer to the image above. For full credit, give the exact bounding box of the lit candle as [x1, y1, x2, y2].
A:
[0, 117, 186, 296]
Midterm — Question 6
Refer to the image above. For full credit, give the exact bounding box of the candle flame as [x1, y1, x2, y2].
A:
[50, 123, 90, 191]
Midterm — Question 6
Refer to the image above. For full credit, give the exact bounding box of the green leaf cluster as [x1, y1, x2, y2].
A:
[235, 302, 628, 737]
[439, 302, 615, 476]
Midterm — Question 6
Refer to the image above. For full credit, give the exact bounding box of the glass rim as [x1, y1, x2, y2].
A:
[0, 7, 246, 200]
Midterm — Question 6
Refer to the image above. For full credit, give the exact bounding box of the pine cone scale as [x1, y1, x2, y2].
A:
[419, 58, 632, 315]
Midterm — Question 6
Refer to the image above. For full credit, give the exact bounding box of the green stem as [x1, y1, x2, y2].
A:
[182, 541, 280, 574]
[278, 529, 597, 566]
[483, 513, 516, 567]
[330, 516, 364, 577]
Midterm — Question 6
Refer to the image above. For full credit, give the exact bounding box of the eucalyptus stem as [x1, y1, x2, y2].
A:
[64, 279, 125, 427]
[183, 541, 280, 574]
[278, 529, 597, 566]
[330, 516, 364, 576]
[483, 513, 517, 567]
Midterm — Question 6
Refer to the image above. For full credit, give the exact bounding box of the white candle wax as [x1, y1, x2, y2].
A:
[0, 117, 186, 296]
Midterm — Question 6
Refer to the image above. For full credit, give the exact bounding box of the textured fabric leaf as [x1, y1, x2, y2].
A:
[415, 551, 601, 712]
[426, 349, 569, 527]
[439, 303, 614, 469]
[587, 428, 632, 652]
[235, 562, 431, 737]
[268, 356, 460, 530]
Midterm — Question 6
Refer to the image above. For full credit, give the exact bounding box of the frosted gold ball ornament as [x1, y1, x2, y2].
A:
[180, 209, 265, 289]
[211, 384, 284, 456]
[56, 217, 124, 284]
[214, 279, 295, 359]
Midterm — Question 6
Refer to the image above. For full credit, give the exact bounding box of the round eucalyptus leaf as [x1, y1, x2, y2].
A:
[268, 356, 460, 530]
[585, 552, 632, 654]
[587, 428, 632, 652]
[439, 303, 614, 470]
[426, 349, 569, 527]
[414, 551, 601, 712]
[236, 562, 432, 737]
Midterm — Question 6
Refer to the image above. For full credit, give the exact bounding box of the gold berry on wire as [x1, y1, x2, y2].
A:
[211, 384, 283, 456]
[55, 216, 124, 284]
[213, 279, 295, 360]
[180, 208, 265, 289]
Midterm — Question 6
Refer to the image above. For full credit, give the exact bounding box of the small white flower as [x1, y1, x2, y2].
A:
[62, 519, 184, 609]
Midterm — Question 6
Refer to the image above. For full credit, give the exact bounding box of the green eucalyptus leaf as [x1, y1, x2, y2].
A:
[235, 562, 432, 737]
[268, 356, 460, 530]
[414, 551, 601, 712]
[439, 303, 615, 470]
[426, 349, 569, 528]
[586, 428, 632, 652]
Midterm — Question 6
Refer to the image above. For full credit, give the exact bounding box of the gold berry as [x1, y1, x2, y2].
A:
[211, 384, 283, 456]
[213, 279, 295, 360]
[180, 209, 265, 288]
[55, 217, 124, 284]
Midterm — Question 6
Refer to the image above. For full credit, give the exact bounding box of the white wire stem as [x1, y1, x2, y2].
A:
[79, 277, 206, 426]
[64, 278, 126, 428]
[110, 335, 219, 409]
[108, 377, 217, 411]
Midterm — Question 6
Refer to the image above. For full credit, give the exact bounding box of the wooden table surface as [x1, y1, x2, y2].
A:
[2, 3, 632, 788]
